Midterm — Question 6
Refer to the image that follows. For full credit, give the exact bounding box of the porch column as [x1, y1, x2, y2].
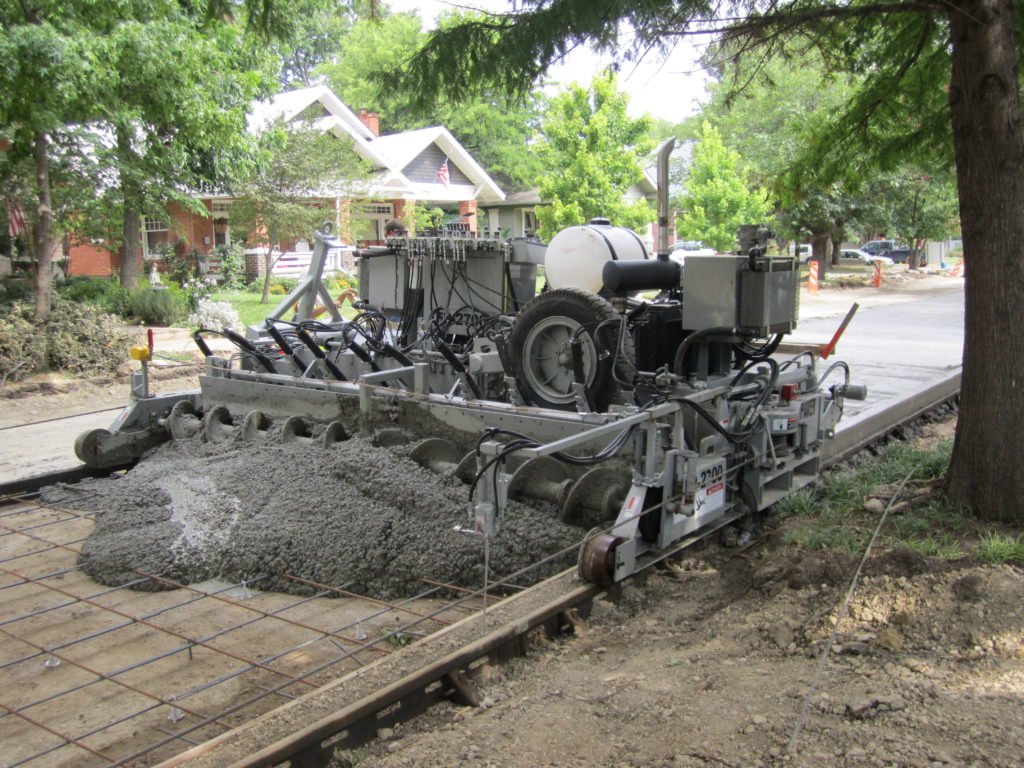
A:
[459, 199, 478, 233]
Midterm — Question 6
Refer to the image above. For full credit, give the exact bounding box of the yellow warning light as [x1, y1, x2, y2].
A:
[130, 345, 152, 362]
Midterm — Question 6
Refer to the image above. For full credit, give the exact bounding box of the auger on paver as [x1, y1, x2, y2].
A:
[409, 438, 476, 483]
[76, 137, 866, 587]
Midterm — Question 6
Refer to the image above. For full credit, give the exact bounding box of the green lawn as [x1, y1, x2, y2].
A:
[211, 289, 359, 327]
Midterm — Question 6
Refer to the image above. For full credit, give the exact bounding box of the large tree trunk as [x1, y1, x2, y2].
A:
[943, 0, 1024, 521]
[117, 126, 142, 289]
[33, 132, 53, 321]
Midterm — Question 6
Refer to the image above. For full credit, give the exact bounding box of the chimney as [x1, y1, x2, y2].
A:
[357, 109, 380, 137]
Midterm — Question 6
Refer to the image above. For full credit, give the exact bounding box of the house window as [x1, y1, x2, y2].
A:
[211, 200, 232, 219]
[143, 215, 168, 257]
[352, 203, 394, 245]
[522, 209, 538, 238]
[144, 216, 167, 233]
[357, 203, 394, 216]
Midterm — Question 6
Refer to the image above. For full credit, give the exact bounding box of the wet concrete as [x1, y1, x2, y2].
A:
[73, 429, 580, 599]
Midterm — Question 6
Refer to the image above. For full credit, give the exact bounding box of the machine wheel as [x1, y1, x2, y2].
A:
[578, 528, 624, 586]
[510, 288, 633, 411]
[75, 428, 112, 468]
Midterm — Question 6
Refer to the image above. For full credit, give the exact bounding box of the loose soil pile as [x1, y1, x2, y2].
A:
[73, 431, 581, 599]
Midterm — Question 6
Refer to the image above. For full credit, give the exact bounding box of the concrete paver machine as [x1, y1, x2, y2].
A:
[76, 141, 864, 586]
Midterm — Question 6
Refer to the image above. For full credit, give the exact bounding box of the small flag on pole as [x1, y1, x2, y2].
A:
[7, 200, 26, 238]
[435, 157, 450, 189]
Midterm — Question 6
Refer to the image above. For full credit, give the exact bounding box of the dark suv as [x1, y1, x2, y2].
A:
[862, 240, 910, 263]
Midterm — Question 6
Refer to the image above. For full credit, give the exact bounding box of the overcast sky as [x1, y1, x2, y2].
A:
[384, 0, 711, 125]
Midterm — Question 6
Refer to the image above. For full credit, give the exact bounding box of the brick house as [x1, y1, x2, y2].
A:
[66, 86, 506, 278]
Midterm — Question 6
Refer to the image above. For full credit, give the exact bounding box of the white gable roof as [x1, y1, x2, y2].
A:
[247, 86, 505, 203]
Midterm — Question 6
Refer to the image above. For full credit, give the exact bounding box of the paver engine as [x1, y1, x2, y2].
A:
[76, 140, 864, 585]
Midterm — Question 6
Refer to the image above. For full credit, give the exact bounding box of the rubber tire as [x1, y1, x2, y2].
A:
[510, 287, 632, 411]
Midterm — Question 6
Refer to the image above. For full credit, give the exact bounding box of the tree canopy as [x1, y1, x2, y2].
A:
[318, 8, 544, 188]
[229, 120, 371, 302]
[533, 72, 654, 241]
[0, 0, 284, 311]
[675, 121, 772, 252]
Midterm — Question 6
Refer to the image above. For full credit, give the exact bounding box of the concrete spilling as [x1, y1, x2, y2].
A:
[72, 429, 582, 599]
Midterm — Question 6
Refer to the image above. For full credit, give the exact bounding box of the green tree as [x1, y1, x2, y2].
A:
[0, 11, 94, 319]
[0, 0, 285, 317]
[384, 0, 1024, 521]
[696, 52, 865, 274]
[676, 122, 772, 252]
[274, 0, 356, 88]
[228, 121, 371, 303]
[857, 170, 959, 268]
[534, 72, 654, 241]
[92, 14, 277, 290]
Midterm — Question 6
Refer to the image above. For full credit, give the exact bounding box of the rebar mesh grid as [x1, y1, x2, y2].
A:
[0, 490, 479, 768]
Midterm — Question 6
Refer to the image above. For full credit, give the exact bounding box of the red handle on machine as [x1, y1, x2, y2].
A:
[820, 303, 859, 360]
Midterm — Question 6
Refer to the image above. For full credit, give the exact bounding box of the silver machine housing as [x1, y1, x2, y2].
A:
[76, 138, 862, 586]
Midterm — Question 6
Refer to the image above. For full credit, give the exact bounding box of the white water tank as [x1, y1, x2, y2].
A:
[545, 219, 648, 293]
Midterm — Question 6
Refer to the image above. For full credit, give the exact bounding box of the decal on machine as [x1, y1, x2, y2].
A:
[695, 459, 726, 515]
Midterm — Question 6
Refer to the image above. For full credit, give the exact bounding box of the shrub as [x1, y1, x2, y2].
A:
[0, 297, 133, 382]
[181, 278, 213, 311]
[0, 275, 35, 303]
[214, 244, 245, 289]
[127, 286, 188, 326]
[158, 245, 202, 285]
[325, 271, 356, 291]
[0, 304, 44, 383]
[59, 276, 130, 316]
[244, 276, 298, 295]
[271, 277, 299, 293]
[188, 298, 242, 333]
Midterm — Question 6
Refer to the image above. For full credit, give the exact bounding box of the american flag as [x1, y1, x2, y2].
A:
[436, 157, 450, 189]
[7, 200, 26, 238]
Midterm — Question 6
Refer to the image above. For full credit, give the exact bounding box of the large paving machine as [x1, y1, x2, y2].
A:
[75, 140, 864, 586]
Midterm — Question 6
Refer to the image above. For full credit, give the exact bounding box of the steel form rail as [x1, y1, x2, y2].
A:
[0, 377, 960, 768]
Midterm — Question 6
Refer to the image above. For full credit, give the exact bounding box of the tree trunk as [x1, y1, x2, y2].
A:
[811, 231, 830, 280]
[943, 0, 1024, 521]
[33, 132, 53, 321]
[262, 250, 272, 304]
[117, 126, 142, 289]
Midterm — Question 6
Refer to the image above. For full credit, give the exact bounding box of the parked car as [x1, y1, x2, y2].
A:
[862, 240, 911, 263]
[839, 248, 894, 266]
[669, 240, 716, 265]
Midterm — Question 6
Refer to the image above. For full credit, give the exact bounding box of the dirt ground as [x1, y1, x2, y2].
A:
[336, 533, 1023, 768]
[329, 413, 1024, 768]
